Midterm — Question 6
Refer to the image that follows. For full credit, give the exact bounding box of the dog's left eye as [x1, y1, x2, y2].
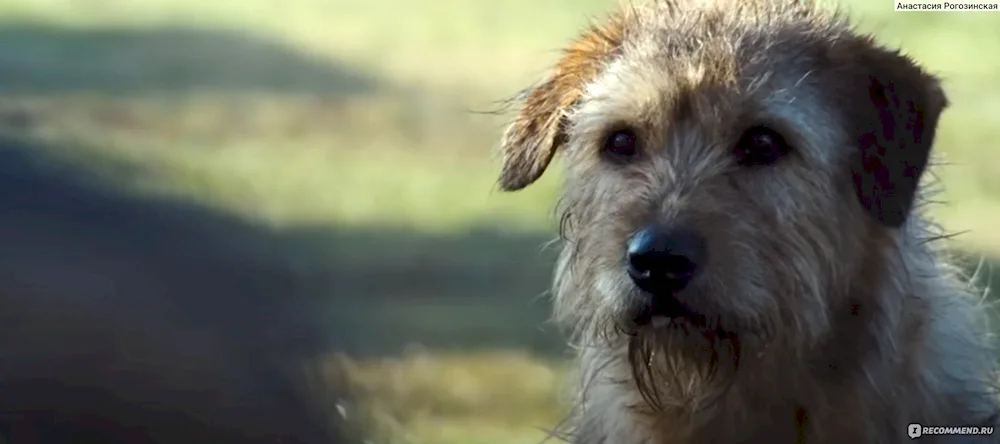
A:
[601, 128, 639, 161]
[733, 126, 790, 166]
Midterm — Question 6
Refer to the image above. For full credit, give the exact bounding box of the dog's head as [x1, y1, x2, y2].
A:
[497, 0, 946, 371]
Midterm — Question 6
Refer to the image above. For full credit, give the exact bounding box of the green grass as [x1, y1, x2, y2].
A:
[1, 1, 998, 243]
[0, 1, 997, 443]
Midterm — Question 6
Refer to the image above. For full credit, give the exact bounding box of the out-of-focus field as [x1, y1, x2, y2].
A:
[0, 1, 996, 443]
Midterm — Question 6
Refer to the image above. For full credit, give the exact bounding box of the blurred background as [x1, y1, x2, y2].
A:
[0, 1, 995, 443]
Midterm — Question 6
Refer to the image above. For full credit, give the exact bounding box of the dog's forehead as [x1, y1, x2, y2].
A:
[572, 6, 848, 164]
[581, 4, 840, 111]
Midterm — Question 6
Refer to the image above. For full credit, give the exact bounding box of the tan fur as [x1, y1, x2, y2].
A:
[497, 1, 1000, 442]
[498, 11, 627, 191]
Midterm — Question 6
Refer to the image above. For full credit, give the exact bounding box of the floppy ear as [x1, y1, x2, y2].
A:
[847, 42, 948, 228]
[497, 14, 627, 192]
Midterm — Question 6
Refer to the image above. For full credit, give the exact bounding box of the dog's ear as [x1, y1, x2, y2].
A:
[847, 41, 948, 228]
[497, 14, 627, 192]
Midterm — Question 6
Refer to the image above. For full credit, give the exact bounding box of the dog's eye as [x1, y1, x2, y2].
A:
[602, 128, 639, 160]
[733, 126, 789, 166]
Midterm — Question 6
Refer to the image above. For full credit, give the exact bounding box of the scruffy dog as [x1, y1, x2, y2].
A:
[496, 0, 1000, 442]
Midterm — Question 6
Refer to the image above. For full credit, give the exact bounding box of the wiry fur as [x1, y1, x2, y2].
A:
[497, 0, 1000, 442]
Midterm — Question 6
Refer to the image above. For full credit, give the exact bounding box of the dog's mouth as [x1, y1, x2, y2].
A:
[627, 290, 731, 337]
[632, 291, 701, 324]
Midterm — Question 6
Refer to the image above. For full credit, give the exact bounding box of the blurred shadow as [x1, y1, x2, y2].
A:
[0, 134, 566, 443]
[291, 226, 564, 357]
[0, 26, 380, 95]
[0, 137, 360, 443]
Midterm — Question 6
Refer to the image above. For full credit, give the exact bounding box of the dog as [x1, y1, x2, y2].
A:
[0, 138, 359, 444]
[496, 0, 1000, 442]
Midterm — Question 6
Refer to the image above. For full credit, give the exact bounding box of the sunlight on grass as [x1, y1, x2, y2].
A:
[335, 351, 570, 444]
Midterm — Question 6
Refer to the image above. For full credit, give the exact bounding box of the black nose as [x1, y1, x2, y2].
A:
[626, 225, 706, 294]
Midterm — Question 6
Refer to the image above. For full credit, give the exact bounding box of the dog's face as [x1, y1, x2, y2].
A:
[498, 0, 947, 352]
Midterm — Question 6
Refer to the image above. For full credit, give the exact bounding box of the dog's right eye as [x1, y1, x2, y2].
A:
[602, 128, 639, 160]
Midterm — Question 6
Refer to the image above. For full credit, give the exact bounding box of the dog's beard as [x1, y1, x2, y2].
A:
[582, 272, 776, 412]
[623, 318, 741, 413]
[608, 292, 745, 413]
